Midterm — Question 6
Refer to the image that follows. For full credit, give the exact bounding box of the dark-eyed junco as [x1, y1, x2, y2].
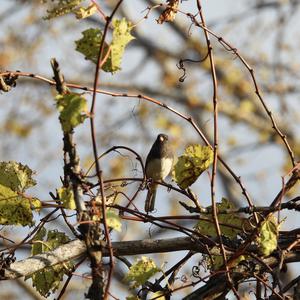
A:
[145, 133, 174, 213]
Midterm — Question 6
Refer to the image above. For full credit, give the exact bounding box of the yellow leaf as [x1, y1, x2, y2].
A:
[172, 145, 213, 189]
[257, 214, 279, 256]
[106, 210, 122, 232]
[195, 198, 244, 238]
[124, 256, 160, 288]
[0, 161, 36, 192]
[57, 187, 76, 210]
[43, 0, 84, 20]
[102, 18, 135, 73]
[74, 3, 97, 19]
[55, 93, 88, 133]
[28, 228, 72, 297]
[227, 255, 247, 268]
[75, 19, 134, 73]
[150, 291, 166, 299]
[126, 296, 140, 300]
[75, 28, 108, 65]
[0, 184, 41, 226]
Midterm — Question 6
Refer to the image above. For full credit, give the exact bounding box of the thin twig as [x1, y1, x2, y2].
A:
[89, 1, 124, 299]
[196, 1, 236, 298]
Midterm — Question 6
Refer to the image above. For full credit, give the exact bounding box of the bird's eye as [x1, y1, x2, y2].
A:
[159, 135, 164, 142]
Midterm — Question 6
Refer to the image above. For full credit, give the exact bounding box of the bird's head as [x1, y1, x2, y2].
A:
[157, 133, 168, 143]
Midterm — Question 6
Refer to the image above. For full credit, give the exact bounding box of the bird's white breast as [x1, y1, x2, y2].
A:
[146, 157, 173, 180]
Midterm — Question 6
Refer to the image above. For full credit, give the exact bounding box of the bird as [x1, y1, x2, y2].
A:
[145, 133, 174, 213]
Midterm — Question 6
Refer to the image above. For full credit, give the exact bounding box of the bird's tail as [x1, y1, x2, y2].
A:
[145, 184, 157, 213]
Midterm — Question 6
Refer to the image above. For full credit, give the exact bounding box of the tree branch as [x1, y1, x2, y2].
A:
[1, 236, 209, 280]
[183, 252, 300, 300]
[2, 235, 299, 282]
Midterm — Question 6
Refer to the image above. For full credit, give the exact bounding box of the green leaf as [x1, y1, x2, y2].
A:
[106, 210, 122, 232]
[102, 18, 135, 73]
[124, 256, 160, 288]
[195, 198, 243, 238]
[43, 0, 84, 20]
[31, 228, 70, 255]
[55, 93, 88, 133]
[0, 161, 36, 192]
[0, 184, 41, 226]
[204, 246, 223, 270]
[257, 215, 279, 256]
[31, 227, 47, 255]
[75, 28, 108, 64]
[75, 19, 134, 73]
[204, 246, 247, 271]
[172, 145, 213, 189]
[57, 187, 76, 210]
[28, 228, 73, 297]
[0, 161, 40, 226]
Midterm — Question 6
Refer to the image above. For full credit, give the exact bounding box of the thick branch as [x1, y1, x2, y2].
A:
[2, 237, 208, 280]
[2, 239, 86, 280]
[2, 235, 299, 281]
